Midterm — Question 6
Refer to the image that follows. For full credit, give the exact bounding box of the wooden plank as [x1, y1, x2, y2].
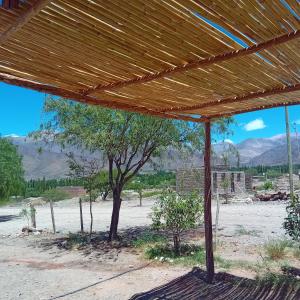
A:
[0, 0, 52, 45]
[83, 30, 300, 95]
[204, 121, 214, 283]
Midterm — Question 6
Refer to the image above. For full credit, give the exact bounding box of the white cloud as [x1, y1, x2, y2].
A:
[244, 118, 266, 131]
[3, 133, 20, 138]
[224, 139, 234, 144]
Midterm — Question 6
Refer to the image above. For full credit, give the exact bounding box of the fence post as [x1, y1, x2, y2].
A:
[79, 197, 84, 233]
[30, 204, 36, 228]
[49, 200, 56, 233]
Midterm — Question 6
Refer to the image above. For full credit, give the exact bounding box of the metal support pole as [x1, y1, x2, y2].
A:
[285, 106, 294, 199]
[204, 121, 214, 283]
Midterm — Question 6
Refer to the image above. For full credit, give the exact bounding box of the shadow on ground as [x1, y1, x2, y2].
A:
[0, 215, 19, 223]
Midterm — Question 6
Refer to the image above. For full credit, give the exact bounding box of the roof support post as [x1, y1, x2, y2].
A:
[204, 120, 214, 283]
[285, 106, 294, 200]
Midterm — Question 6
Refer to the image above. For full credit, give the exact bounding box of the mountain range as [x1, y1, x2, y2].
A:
[6, 134, 300, 180]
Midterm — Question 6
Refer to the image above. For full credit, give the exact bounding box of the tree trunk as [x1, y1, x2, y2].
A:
[108, 188, 122, 241]
[173, 234, 181, 256]
[89, 193, 93, 240]
[30, 204, 36, 228]
[79, 198, 84, 233]
[139, 194, 142, 206]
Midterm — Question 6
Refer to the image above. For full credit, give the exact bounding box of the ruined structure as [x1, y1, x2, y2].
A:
[176, 168, 249, 196]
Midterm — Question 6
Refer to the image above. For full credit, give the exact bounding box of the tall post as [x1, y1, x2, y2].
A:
[49, 199, 56, 234]
[79, 198, 84, 233]
[285, 106, 294, 200]
[204, 121, 214, 283]
[30, 204, 36, 229]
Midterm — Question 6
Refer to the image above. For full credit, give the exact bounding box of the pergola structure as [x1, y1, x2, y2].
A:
[1, 0, 300, 283]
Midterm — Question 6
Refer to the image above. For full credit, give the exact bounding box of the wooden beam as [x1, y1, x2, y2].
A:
[161, 83, 300, 113]
[83, 30, 300, 96]
[0, 0, 52, 45]
[0, 73, 204, 123]
[204, 121, 214, 283]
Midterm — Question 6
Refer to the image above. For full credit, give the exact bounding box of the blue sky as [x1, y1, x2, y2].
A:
[1, 82, 300, 143]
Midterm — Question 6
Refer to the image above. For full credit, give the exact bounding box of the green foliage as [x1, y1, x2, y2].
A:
[263, 181, 273, 190]
[256, 272, 300, 288]
[283, 196, 300, 242]
[41, 188, 70, 202]
[132, 231, 167, 248]
[152, 190, 203, 254]
[131, 171, 176, 189]
[25, 177, 84, 197]
[232, 164, 300, 178]
[143, 190, 162, 198]
[264, 239, 290, 260]
[0, 137, 25, 201]
[145, 244, 205, 265]
[19, 207, 30, 226]
[293, 246, 300, 259]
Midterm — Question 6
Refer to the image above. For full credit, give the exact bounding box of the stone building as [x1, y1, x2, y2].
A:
[176, 168, 249, 195]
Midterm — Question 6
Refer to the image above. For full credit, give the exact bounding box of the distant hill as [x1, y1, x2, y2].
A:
[6, 133, 300, 179]
[8, 136, 203, 180]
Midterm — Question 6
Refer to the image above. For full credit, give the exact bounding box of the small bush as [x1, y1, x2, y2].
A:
[151, 190, 203, 255]
[41, 188, 70, 202]
[264, 240, 289, 260]
[293, 246, 300, 259]
[256, 272, 300, 287]
[283, 196, 300, 242]
[263, 181, 273, 190]
[145, 244, 205, 265]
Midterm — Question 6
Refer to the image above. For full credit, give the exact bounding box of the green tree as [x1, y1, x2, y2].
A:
[34, 97, 232, 240]
[152, 190, 203, 255]
[0, 137, 25, 201]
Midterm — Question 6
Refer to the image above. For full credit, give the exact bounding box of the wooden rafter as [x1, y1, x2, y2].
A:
[162, 83, 300, 113]
[83, 30, 300, 96]
[0, 73, 204, 123]
[208, 99, 300, 120]
[0, 0, 52, 45]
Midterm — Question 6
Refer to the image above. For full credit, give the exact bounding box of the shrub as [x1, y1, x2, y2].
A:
[264, 239, 289, 260]
[283, 196, 300, 242]
[19, 207, 30, 227]
[151, 190, 203, 255]
[145, 244, 205, 265]
[263, 181, 273, 190]
[41, 188, 70, 202]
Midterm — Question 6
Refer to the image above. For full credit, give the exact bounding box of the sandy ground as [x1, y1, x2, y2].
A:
[0, 198, 288, 299]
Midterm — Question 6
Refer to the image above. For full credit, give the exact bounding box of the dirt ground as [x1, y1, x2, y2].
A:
[0, 198, 288, 300]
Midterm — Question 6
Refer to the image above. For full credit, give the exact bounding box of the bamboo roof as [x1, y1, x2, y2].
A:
[1, 0, 300, 122]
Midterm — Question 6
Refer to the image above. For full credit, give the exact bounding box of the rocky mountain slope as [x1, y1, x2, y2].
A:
[7, 134, 300, 179]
